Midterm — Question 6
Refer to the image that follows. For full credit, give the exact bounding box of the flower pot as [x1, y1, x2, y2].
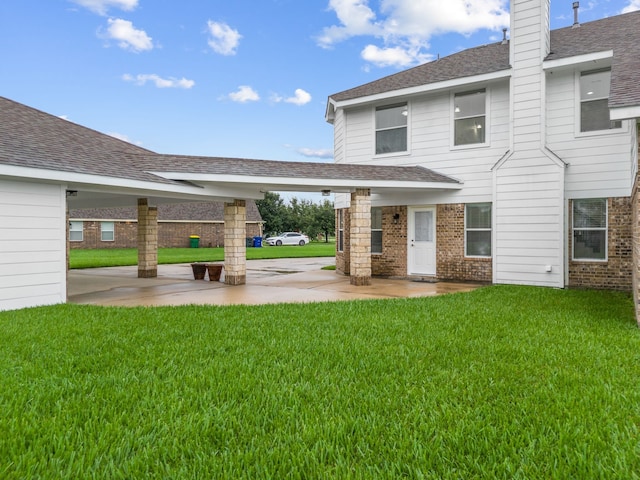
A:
[206, 264, 223, 281]
[191, 263, 206, 280]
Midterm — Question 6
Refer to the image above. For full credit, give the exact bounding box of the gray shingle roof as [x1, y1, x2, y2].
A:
[0, 96, 459, 186]
[329, 10, 640, 109]
[145, 154, 459, 184]
[69, 201, 263, 222]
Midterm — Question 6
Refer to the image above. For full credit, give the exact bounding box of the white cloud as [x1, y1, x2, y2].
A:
[286, 89, 312, 105]
[207, 21, 242, 55]
[228, 85, 260, 103]
[122, 74, 195, 89]
[318, 0, 510, 67]
[271, 89, 312, 106]
[622, 0, 640, 13]
[361, 44, 416, 68]
[71, 0, 138, 15]
[297, 147, 334, 159]
[105, 18, 153, 52]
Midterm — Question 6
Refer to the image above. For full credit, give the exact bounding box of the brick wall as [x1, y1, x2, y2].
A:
[70, 221, 261, 249]
[568, 197, 632, 291]
[436, 204, 492, 282]
[371, 206, 407, 277]
[335, 208, 350, 274]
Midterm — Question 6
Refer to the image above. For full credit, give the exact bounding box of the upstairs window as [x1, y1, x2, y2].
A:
[465, 203, 491, 257]
[573, 199, 607, 261]
[101, 221, 115, 242]
[580, 69, 621, 132]
[454, 90, 486, 146]
[371, 207, 382, 254]
[375, 103, 407, 154]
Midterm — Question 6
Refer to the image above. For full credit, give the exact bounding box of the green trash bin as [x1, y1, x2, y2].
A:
[189, 235, 200, 248]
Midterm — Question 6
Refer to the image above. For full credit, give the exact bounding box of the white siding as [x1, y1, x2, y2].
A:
[340, 80, 511, 205]
[333, 108, 345, 164]
[546, 69, 634, 198]
[494, 155, 564, 287]
[0, 180, 67, 310]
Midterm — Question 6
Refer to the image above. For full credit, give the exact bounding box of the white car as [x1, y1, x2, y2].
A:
[265, 232, 310, 246]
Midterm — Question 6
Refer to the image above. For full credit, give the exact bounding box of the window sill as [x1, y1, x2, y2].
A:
[373, 151, 411, 159]
[571, 258, 608, 263]
[451, 142, 490, 151]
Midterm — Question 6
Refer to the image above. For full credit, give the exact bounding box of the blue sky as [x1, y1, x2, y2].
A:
[1, 0, 638, 201]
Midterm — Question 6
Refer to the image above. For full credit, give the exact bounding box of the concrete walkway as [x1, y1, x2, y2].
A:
[68, 257, 483, 307]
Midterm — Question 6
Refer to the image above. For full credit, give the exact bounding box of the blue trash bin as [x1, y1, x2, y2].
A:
[253, 236, 262, 248]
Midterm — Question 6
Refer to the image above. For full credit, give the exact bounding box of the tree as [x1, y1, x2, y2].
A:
[255, 192, 287, 236]
[255, 193, 335, 242]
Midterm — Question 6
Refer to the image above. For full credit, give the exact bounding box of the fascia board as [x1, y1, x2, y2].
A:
[0, 164, 207, 195]
[543, 50, 613, 71]
[610, 105, 640, 121]
[150, 172, 463, 191]
[331, 69, 512, 109]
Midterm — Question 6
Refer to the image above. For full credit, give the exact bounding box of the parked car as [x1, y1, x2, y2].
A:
[265, 232, 310, 246]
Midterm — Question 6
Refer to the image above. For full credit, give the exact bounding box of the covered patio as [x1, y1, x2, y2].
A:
[67, 257, 482, 307]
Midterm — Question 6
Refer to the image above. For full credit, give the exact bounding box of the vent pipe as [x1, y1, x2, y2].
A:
[501, 27, 508, 44]
[572, 2, 580, 28]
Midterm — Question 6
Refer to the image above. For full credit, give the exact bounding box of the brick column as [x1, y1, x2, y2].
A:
[137, 198, 158, 278]
[224, 199, 247, 285]
[349, 188, 371, 286]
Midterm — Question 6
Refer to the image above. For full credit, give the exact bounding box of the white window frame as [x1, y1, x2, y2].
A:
[374, 103, 409, 156]
[69, 221, 83, 242]
[465, 203, 492, 258]
[576, 69, 623, 135]
[101, 221, 115, 242]
[452, 89, 489, 149]
[572, 198, 608, 262]
[371, 207, 382, 255]
[337, 210, 344, 252]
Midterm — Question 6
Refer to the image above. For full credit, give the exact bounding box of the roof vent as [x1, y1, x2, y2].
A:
[572, 2, 580, 28]
[501, 28, 508, 44]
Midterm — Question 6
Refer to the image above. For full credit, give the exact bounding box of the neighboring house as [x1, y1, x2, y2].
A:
[325, 0, 640, 294]
[69, 202, 263, 249]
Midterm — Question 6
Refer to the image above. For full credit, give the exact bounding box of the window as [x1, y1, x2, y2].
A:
[371, 207, 382, 254]
[375, 103, 407, 154]
[69, 221, 83, 242]
[454, 90, 486, 146]
[101, 221, 115, 242]
[465, 203, 491, 257]
[573, 199, 607, 261]
[580, 69, 621, 132]
[337, 210, 344, 252]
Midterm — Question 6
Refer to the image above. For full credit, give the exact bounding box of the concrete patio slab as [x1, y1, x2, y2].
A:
[68, 257, 483, 307]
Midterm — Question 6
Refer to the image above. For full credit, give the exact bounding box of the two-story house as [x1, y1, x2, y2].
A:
[326, 0, 640, 294]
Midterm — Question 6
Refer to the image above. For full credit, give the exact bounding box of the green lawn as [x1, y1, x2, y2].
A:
[1, 286, 639, 478]
[69, 242, 336, 269]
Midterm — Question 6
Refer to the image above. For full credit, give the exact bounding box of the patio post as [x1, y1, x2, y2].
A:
[137, 198, 158, 278]
[224, 199, 247, 285]
[349, 188, 371, 286]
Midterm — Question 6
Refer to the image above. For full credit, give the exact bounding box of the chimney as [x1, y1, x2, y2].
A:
[573, 2, 580, 28]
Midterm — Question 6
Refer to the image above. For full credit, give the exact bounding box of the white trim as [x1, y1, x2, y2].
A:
[543, 50, 613, 71]
[331, 70, 511, 109]
[149, 172, 463, 192]
[610, 105, 640, 121]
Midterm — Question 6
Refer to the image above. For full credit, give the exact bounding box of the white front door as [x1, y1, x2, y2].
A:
[408, 206, 436, 275]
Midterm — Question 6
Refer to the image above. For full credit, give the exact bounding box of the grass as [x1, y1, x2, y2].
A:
[69, 242, 336, 269]
[1, 286, 639, 478]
